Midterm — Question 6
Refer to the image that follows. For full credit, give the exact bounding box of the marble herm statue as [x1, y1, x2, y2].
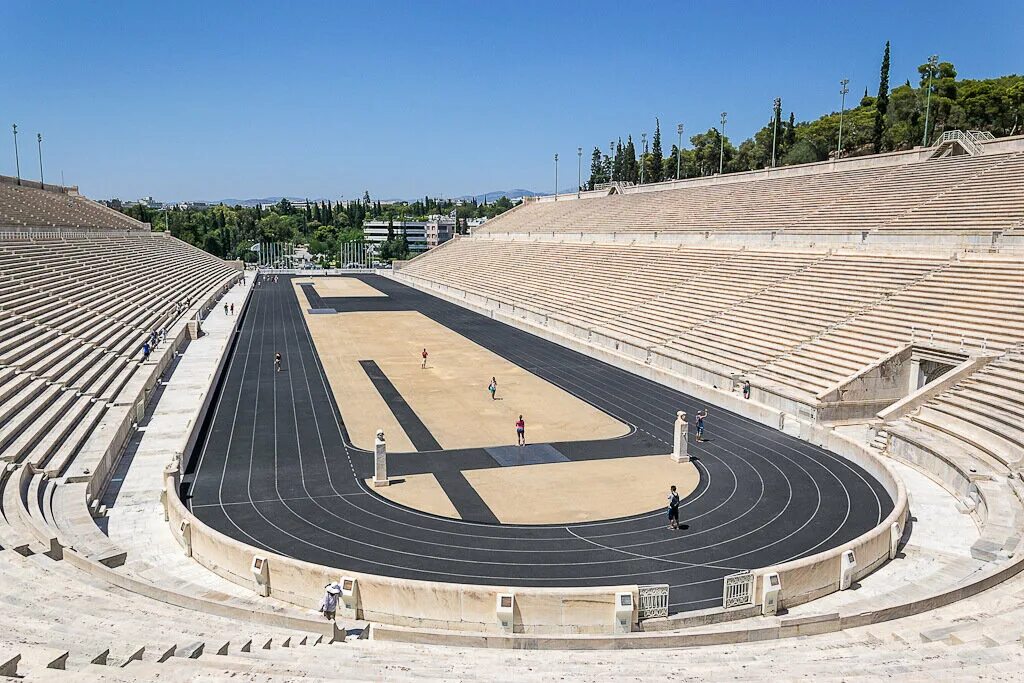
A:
[374, 429, 389, 487]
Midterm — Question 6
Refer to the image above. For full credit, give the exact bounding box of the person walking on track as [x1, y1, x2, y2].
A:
[515, 415, 526, 446]
[667, 485, 681, 530]
[421, 348, 428, 369]
[488, 377, 497, 400]
[275, 352, 282, 373]
[695, 409, 708, 442]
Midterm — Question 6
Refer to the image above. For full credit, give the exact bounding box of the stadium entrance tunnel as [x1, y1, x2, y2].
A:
[181, 274, 903, 630]
[816, 342, 999, 423]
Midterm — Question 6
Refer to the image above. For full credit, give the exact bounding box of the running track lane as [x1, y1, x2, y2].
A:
[188, 275, 892, 613]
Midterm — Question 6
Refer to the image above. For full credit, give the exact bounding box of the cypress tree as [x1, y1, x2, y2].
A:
[784, 112, 796, 149]
[304, 200, 312, 221]
[873, 41, 891, 153]
[589, 147, 604, 189]
[612, 139, 624, 181]
[624, 135, 638, 183]
[312, 201, 321, 223]
[650, 118, 664, 183]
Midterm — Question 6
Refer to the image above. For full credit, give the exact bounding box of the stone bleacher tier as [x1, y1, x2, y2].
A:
[475, 150, 1024, 236]
[0, 178, 143, 231]
[0, 233, 236, 479]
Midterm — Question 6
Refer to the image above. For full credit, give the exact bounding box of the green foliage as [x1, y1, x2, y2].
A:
[585, 51, 1022, 185]
[873, 41, 891, 153]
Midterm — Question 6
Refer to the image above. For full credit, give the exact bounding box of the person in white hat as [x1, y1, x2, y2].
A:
[319, 583, 341, 621]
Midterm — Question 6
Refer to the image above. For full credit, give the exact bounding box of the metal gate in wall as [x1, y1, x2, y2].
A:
[723, 571, 755, 608]
[637, 584, 670, 620]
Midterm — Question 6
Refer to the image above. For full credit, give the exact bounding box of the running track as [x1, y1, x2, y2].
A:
[187, 274, 892, 613]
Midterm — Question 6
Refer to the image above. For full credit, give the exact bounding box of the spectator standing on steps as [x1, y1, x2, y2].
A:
[695, 409, 708, 442]
[667, 485, 681, 530]
[142, 341, 150, 361]
[319, 583, 340, 621]
[742, 380, 751, 400]
[224, 303, 229, 315]
[230, 302, 235, 315]
[274, 352, 282, 373]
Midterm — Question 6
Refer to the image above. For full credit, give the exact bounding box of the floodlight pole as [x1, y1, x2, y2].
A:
[36, 133, 44, 187]
[922, 54, 938, 146]
[12, 124, 21, 185]
[676, 123, 684, 179]
[608, 141, 615, 182]
[837, 79, 849, 157]
[577, 146, 582, 197]
[553, 153, 558, 201]
[771, 97, 781, 168]
[719, 112, 727, 174]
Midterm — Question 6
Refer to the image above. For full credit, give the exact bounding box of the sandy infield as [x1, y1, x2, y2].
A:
[296, 283, 628, 451]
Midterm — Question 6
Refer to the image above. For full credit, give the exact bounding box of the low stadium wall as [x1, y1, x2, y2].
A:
[158, 269, 907, 635]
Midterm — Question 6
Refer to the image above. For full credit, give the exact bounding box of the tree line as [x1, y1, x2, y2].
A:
[116, 193, 515, 263]
[586, 46, 1023, 187]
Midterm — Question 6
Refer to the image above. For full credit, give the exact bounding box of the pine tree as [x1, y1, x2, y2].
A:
[873, 41, 891, 153]
[650, 118, 664, 183]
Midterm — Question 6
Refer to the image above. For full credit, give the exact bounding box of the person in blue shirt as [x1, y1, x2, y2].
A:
[695, 409, 708, 442]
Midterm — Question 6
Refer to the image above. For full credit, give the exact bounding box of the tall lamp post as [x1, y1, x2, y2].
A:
[577, 146, 583, 197]
[553, 153, 559, 201]
[676, 123, 684, 179]
[640, 132, 647, 184]
[837, 78, 849, 157]
[922, 54, 939, 146]
[771, 97, 781, 168]
[719, 112, 727, 174]
[36, 133, 44, 187]
[12, 124, 21, 185]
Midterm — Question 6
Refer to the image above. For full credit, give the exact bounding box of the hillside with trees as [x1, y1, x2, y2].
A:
[586, 48, 1023, 187]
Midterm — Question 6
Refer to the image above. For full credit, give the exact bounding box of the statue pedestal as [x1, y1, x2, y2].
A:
[672, 411, 690, 463]
[373, 430, 389, 487]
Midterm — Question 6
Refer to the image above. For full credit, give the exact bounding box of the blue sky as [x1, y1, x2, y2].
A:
[2, 1, 1021, 201]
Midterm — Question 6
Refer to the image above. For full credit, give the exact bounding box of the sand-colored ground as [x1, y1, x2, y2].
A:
[296, 285, 629, 451]
[366, 473, 461, 520]
[463, 455, 700, 524]
[298, 277, 386, 297]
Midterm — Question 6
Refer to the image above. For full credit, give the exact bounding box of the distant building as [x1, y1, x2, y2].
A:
[363, 215, 456, 254]
[138, 196, 163, 209]
[177, 201, 209, 210]
[466, 217, 488, 233]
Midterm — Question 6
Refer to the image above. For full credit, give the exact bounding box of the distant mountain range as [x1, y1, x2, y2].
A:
[197, 189, 545, 206]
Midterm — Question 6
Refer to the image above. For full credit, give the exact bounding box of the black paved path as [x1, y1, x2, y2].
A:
[187, 274, 892, 613]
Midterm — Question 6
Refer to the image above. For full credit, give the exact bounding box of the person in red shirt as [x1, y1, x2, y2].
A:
[515, 415, 526, 446]
[421, 348, 428, 369]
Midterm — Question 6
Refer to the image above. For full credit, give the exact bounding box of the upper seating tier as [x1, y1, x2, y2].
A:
[476, 151, 1024, 238]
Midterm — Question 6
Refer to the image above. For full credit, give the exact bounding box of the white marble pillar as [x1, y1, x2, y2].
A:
[672, 411, 690, 463]
[373, 429, 389, 487]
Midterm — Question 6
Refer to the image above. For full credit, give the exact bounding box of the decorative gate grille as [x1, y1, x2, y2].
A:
[637, 584, 669, 619]
[723, 571, 755, 608]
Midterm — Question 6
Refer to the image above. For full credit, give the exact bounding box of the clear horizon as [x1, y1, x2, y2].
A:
[3, 0, 1021, 201]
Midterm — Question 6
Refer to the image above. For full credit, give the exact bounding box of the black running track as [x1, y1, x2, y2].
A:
[187, 274, 892, 614]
